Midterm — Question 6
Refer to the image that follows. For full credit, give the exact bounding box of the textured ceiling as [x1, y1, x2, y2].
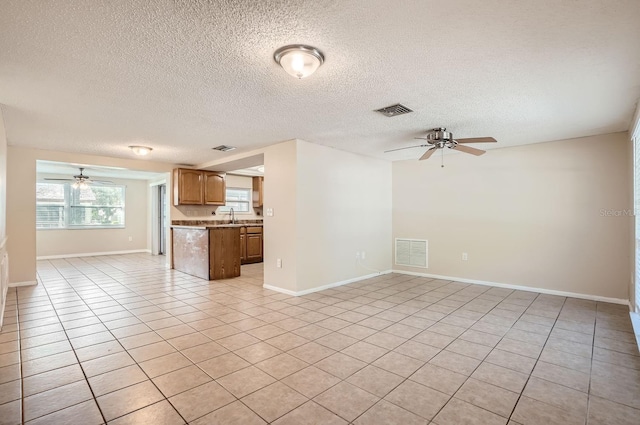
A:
[1, 0, 639, 164]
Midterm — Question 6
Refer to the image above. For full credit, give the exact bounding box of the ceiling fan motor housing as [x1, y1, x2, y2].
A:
[427, 128, 455, 148]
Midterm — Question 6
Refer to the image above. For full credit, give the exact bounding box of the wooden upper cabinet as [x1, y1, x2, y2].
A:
[174, 169, 203, 205]
[204, 172, 226, 205]
[252, 176, 264, 208]
[173, 168, 226, 206]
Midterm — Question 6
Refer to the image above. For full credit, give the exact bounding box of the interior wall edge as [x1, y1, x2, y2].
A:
[264, 269, 393, 297]
[393, 269, 629, 306]
[36, 249, 152, 260]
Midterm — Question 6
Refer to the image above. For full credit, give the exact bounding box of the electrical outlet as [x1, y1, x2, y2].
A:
[266, 208, 274, 217]
[361, 251, 366, 260]
[462, 252, 468, 261]
[128, 236, 133, 242]
[276, 258, 282, 268]
[356, 252, 360, 259]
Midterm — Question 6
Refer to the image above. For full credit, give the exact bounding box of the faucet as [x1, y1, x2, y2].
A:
[230, 208, 235, 224]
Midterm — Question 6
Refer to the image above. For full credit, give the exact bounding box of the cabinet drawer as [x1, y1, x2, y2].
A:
[246, 226, 262, 234]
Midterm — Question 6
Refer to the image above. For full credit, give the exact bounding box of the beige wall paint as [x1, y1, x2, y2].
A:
[7, 146, 176, 284]
[172, 174, 263, 221]
[0, 108, 8, 326]
[263, 140, 298, 292]
[0, 109, 6, 242]
[392, 132, 631, 300]
[296, 140, 392, 292]
[36, 175, 150, 257]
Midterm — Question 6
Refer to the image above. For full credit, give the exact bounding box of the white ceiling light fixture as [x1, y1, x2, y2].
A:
[129, 145, 153, 156]
[274, 45, 324, 79]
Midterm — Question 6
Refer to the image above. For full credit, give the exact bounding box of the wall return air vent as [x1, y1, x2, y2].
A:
[395, 238, 428, 268]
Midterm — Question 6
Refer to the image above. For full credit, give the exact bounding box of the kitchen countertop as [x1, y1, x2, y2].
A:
[172, 219, 263, 226]
[171, 223, 263, 229]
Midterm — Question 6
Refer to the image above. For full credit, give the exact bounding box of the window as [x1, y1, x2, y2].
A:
[36, 183, 125, 229]
[218, 187, 251, 213]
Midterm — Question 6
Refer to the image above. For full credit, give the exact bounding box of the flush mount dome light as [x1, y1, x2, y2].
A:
[274, 44, 324, 79]
[129, 145, 152, 156]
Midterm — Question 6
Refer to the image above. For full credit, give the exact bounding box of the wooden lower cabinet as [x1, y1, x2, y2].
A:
[172, 227, 241, 280]
[240, 234, 246, 263]
[209, 227, 241, 279]
[240, 226, 263, 264]
[245, 233, 263, 263]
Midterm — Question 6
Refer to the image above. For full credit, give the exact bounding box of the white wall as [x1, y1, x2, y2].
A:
[0, 107, 8, 327]
[36, 175, 150, 258]
[262, 139, 392, 294]
[392, 132, 631, 301]
[0, 109, 6, 243]
[296, 140, 392, 292]
[263, 140, 298, 292]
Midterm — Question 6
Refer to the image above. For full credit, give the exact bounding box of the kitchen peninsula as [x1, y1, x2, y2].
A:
[171, 220, 263, 280]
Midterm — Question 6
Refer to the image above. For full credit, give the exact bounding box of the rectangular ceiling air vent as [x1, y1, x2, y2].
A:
[395, 238, 428, 268]
[375, 103, 413, 117]
[212, 145, 236, 152]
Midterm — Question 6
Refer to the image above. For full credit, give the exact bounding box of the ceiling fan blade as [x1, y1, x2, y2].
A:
[452, 144, 486, 156]
[419, 148, 438, 161]
[384, 144, 429, 153]
[90, 180, 115, 185]
[455, 137, 497, 144]
[43, 178, 73, 181]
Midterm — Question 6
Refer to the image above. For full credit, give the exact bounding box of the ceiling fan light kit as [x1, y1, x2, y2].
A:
[274, 44, 324, 79]
[44, 167, 115, 187]
[385, 127, 497, 165]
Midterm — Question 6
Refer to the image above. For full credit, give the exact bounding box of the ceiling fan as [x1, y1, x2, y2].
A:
[385, 127, 497, 161]
[44, 167, 114, 188]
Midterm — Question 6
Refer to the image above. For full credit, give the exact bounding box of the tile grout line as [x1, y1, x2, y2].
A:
[505, 296, 568, 423]
[321, 278, 528, 423]
[43, 258, 192, 425]
[28, 268, 109, 424]
[25, 258, 637, 424]
[429, 291, 543, 424]
[376, 280, 540, 423]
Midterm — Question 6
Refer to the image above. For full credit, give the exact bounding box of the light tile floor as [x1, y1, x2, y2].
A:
[0, 253, 639, 424]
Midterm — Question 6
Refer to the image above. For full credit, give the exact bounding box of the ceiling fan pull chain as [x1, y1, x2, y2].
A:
[441, 148, 444, 168]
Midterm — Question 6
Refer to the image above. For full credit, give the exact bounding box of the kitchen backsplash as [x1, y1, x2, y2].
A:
[173, 204, 263, 221]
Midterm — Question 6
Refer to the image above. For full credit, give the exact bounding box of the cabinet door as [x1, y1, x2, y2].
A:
[240, 234, 246, 264]
[210, 228, 241, 279]
[204, 172, 226, 205]
[174, 169, 203, 205]
[252, 176, 263, 208]
[245, 233, 263, 263]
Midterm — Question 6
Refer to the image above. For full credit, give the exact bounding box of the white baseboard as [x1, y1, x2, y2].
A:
[8, 280, 37, 287]
[392, 270, 629, 305]
[264, 270, 392, 297]
[37, 249, 151, 260]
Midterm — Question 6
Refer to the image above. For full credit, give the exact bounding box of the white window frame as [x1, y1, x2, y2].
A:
[36, 182, 126, 230]
[217, 187, 251, 213]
